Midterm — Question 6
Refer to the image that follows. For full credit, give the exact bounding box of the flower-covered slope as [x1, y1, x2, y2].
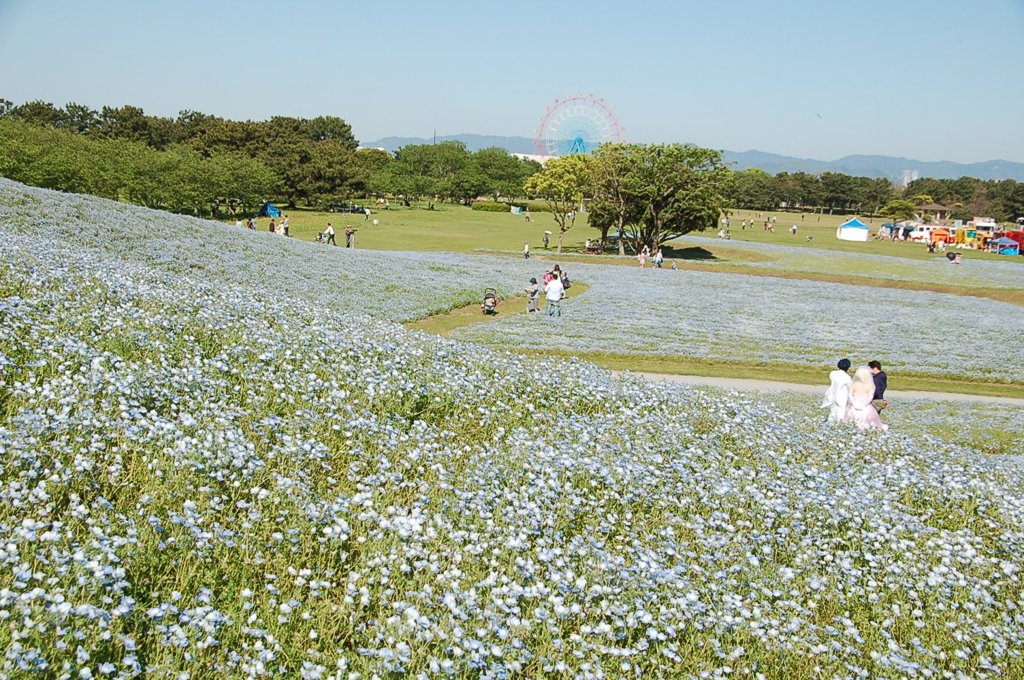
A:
[1, 180, 1023, 678]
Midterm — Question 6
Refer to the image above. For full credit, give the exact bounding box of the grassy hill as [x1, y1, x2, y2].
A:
[1, 179, 1023, 677]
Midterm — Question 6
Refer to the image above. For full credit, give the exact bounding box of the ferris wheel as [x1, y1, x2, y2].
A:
[533, 93, 625, 157]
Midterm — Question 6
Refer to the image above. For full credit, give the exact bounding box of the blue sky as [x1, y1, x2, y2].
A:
[1, 0, 1022, 162]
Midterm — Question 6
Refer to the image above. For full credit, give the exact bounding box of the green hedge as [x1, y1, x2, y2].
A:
[472, 201, 516, 212]
[471, 200, 549, 212]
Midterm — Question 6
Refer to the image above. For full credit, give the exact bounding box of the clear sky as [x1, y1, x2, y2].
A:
[1, 0, 1022, 163]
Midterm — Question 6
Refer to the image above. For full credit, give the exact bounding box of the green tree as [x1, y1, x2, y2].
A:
[524, 154, 594, 253]
[7, 99, 64, 127]
[60, 102, 99, 134]
[625, 144, 730, 252]
[590, 144, 642, 255]
[393, 142, 473, 201]
[880, 198, 917, 221]
[302, 115, 358, 148]
[350, 148, 393, 196]
[93, 105, 175, 149]
[473, 147, 527, 201]
[861, 177, 895, 214]
[726, 168, 778, 211]
[819, 172, 859, 212]
[989, 179, 1024, 222]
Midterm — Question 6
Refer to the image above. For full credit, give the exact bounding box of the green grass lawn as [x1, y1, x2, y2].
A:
[251, 203, 1020, 264]
[270, 202, 568, 253]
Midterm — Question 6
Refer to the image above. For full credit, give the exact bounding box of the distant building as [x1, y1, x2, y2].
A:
[916, 202, 951, 224]
[899, 169, 920, 187]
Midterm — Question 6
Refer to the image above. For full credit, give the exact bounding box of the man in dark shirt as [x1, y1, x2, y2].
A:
[869, 360, 888, 413]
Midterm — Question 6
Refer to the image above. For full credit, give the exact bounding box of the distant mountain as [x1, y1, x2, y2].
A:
[363, 134, 1024, 181]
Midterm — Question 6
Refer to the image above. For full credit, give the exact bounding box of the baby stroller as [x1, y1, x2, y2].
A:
[481, 288, 499, 315]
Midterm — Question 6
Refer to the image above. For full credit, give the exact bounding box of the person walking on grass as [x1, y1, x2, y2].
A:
[523, 242, 530, 259]
[543, 232, 550, 249]
[545, 267, 565, 317]
[869, 360, 888, 413]
[323, 223, 336, 245]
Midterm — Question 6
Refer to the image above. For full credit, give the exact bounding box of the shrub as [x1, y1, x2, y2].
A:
[471, 200, 549, 213]
[471, 200, 517, 212]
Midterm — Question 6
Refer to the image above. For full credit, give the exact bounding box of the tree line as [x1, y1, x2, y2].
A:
[724, 167, 1024, 224]
[0, 99, 539, 214]
[2, 98, 1021, 227]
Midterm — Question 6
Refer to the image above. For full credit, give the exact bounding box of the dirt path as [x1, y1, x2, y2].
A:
[622, 371, 1024, 405]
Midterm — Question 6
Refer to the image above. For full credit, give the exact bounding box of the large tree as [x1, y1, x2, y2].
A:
[589, 144, 642, 255]
[524, 154, 594, 253]
[880, 198, 917, 221]
[624, 144, 730, 252]
[820, 172, 858, 212]
[726, 168, 778, 211]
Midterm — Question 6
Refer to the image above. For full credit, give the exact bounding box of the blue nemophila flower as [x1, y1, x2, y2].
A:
[0, 178, 1022, 677]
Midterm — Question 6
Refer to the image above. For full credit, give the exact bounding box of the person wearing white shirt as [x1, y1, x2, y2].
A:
[545, 269, 565, 317]
[323, 223, 336, 246]
[821, 358, 852, 422]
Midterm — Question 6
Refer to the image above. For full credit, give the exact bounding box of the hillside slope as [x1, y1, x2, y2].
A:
[1, 180, 1022, 677]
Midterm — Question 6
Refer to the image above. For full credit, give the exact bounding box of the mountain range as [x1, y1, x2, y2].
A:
[363, 134, 1024, 182]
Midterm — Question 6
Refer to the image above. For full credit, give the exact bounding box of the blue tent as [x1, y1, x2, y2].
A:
[990, 237, 1020, 255]
[836, 217, 871, 241]
[259, 202, 282, 218]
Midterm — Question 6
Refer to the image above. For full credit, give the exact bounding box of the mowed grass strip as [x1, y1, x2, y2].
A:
[515, 349, 1024, 400]
[404, 283, 590, 335]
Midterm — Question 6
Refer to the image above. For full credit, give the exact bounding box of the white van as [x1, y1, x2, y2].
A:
[908, 224, 936, 242]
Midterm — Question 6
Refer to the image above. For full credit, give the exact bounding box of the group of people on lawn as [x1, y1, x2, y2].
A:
[822, 359, 889, 431]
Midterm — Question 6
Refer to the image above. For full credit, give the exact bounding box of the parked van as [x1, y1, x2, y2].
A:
[908, 224, 937, 242]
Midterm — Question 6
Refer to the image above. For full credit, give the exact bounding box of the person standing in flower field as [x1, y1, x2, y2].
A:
[545, 266, 565, 317]
[869, 360, 888, 413]
[845, 366, 889, 431]
[821, 358, 852, 422]
[524, 277, 540, 314]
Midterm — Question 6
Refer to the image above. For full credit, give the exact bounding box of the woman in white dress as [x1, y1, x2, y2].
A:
[845, 366, 888, 431]
[821, 358, 852, 422]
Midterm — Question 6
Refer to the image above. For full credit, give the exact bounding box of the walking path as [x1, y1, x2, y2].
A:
[624, 371, 1024, 405]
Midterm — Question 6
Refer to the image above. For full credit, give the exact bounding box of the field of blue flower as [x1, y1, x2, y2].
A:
[1, 180, 1023, 678]
[453, 266, 1023, 384]
[678, 235, 1024, 290]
